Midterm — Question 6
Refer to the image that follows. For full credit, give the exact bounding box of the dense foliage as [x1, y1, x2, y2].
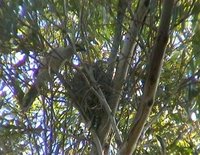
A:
[0, 0, 200, 154]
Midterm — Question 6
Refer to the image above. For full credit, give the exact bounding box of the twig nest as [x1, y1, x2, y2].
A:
[69, 61, 112, 126]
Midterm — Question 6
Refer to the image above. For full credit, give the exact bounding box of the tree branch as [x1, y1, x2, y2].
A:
[108, 0, 129, 75]
[110, 0, 150, 113]
[119, 0, 174, 154]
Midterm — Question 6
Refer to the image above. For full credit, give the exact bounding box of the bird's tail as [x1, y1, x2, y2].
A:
[22, 85, 38, 111]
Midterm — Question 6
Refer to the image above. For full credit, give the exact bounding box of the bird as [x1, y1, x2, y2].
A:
[21, 46, 74, 111]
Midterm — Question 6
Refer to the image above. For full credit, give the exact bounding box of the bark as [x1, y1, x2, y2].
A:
[90, 0, 132, 153]
[119, 0, 174, 154]
[110, 0, 150, 115]
[108, 0, 129, 76]
[97, 0, 150, 153]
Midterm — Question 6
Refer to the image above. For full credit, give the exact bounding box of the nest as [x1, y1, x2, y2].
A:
[69, 61, 112, 128]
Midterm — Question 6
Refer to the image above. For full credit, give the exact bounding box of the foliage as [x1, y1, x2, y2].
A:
[0, 0, 200, 154]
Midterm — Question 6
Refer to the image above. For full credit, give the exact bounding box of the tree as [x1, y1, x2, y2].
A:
[0, 0, 200, 154]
